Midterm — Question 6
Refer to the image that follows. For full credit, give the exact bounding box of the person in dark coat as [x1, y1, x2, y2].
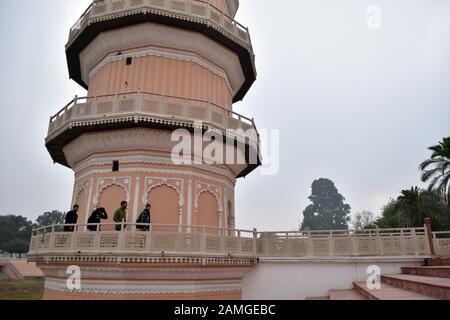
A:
[64, 205, 79, 232]
[136, 204, 151, 231]
[87, 208, 108, 231]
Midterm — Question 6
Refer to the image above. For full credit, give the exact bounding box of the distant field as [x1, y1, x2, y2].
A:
[0, 278, 44, 300]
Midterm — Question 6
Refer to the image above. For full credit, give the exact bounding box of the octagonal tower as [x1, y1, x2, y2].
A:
[30, 0, 261, 300]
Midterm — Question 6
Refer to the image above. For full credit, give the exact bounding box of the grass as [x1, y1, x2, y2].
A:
[0, 277, 44, 300]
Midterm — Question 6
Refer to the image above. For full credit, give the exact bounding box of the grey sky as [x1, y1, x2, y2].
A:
[0, 0, 449, 232]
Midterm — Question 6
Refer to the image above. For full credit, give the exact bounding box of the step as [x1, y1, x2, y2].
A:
[329, 289, 365, 300]
[304, 296, 330, 300]
[382, 274, 450, 299]
[425, 258, 450, 266]
[402, 266, 450, 278]
[353, 281, 436, 300]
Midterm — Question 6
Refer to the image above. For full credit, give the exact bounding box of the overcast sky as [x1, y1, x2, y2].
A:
[0, 0, 449, 231]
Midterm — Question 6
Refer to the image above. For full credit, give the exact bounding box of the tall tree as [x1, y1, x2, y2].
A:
[0, 215, 33, 257]
[34, 210, 65, 228]
[420, 137, 450, 203]
[375, 188, 450, 230]
[301, 178, 351, 230]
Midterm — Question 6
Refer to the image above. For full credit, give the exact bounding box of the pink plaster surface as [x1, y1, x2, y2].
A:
[354, 282, 436, 300]
[4, 259, 44, 278]
[329, 289, 365, 300]
[383, 274, 450, 288]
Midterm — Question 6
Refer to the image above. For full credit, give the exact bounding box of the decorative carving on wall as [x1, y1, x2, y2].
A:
[225, 188, 236, 229]
[195, 182, 223, 212]
[142, 177, 185, 207]
[74, 152, 236, 183]
[72, 181, 89, 205]
[63, 128, 174, 167]
[76, 166, 236, 191]
[93, 177, 131, 206]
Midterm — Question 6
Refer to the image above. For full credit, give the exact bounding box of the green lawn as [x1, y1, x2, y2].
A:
[0, 277, 44, 300]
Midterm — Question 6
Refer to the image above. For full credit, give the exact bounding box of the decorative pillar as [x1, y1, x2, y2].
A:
[85, 177, 94, 224]
[187, 179, 193, 229]
[132, 177, 141, 231]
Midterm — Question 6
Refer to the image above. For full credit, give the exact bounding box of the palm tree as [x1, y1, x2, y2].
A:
[395, 187, 423, 228]
[420, 137, 450, 203]
[375, 188, 449, 230]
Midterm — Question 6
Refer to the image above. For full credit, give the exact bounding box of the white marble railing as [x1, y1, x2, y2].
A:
[257, 228, 431, 257]
[29, 224, 435, 258]
[69, 0, 252, 50]
[47, 91, 258, 144]
[29, 223, 257, 257]
[433, 231, 450, 256]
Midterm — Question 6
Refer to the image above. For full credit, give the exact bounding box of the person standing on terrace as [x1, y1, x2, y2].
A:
[136, 204, 151, 231]
[64, 205, 79, 232]
[114, 201, 128, 231]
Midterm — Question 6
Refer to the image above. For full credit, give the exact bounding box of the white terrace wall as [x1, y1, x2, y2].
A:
[242, 256, 427, 300]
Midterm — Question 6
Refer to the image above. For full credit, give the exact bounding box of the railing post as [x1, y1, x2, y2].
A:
[284, 232, 289, 257]
[147, 224, 153, 252]
[237, 230, 242, 254]
[70, 227, 78, 252]
[353, 231, 359, 256]
[113, 94, 119, 113]
[412, 228, 419, 256]
[376, 228, 383, 256]
[49, 225, 56, 253]
[119, 223, 126, 252]
[307, 231, 312, 256]
[162, 94, 166, 113]
[200, 226, 207, 253]
[220, 228, 225, 254]
[328, 231, 333, 256]
[137, 89, 142, 112]
[92, 96, 98, 115]
[399, 229, 406, 256]
[253, 228, 258, 256]
[424, 218, 435, 255]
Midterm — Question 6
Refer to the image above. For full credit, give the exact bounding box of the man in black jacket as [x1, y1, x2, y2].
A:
[64, 205, 79, 232]
[136, 204, 151, 231]
[87, 208, 109, 231]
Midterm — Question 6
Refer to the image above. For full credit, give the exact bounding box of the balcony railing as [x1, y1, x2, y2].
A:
[47, 91, 259, 145]
[257, 228, 433, 257]
[69, 0, 253, 50]
[29, 224, 439, 258]
[433, 231, 450, 256]
[29, 223, 257, 257]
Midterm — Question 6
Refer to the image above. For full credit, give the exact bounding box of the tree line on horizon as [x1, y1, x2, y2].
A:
[300, 137, 450, 231]
[0, 210, 65, 258]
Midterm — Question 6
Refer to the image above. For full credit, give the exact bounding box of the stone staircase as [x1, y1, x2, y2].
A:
[307, 258, 450, 300]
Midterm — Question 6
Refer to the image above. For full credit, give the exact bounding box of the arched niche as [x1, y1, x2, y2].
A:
[147, 185, 180, 233]
[98, 184, 128, 231]
[195, 191, 219, 234]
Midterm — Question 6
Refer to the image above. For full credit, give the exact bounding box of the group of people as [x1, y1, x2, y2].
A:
[63, 201, 152, 232]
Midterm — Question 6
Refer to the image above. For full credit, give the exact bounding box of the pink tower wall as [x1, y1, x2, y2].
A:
[88, 55, 233, 108]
